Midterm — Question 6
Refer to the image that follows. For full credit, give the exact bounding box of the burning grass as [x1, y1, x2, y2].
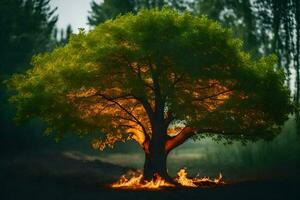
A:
[110, 168, 224, 190]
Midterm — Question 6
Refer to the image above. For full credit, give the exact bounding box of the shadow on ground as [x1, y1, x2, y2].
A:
[1, 151, 299, 200]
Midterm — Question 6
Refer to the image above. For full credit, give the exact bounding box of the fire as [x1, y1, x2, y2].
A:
[111, 170, 174, 189]
[176, 168, 197, 187]
[110, 168, 224, 190]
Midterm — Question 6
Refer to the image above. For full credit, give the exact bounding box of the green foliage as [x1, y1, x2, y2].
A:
[194, 0, 300, 111]
[194, 0, 259, 55]
[7, 8, 292, 143]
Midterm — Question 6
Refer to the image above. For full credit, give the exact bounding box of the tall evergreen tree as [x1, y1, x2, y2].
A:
[195, 0, 300, 113]
[295, 0, 300, 110]
[0, 0, 57, 74]
[254, 0, 300, 108]
[195, 0, 259, 56]
[0, 0, 58, 153]
[53, 24, 73, 46]
[88, 0, 135, 26]
[87, 0, 191, 27]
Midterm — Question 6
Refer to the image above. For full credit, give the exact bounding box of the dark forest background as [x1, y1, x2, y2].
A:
[0, 0, 299, 181]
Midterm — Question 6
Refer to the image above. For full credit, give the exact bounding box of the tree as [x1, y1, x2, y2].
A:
[88, 0, 191, 27]
[7, 9, 292, 183]
[194, 0, 300, 112]
[0, 0, 58, 153]
[53, 24, 73, 46]
[0, 0, 57, 74]
[88, 0, 135, 26]
[194, 0, 260, 56]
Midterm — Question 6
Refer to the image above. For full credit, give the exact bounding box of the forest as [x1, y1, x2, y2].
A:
[0, 0, 299, 199]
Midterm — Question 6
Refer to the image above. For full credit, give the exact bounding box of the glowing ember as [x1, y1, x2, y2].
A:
[110, 168, 224, 190]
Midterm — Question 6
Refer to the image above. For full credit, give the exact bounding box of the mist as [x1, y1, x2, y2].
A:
[62, 116, 299, 181]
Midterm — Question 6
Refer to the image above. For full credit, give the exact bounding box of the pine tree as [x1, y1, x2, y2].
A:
[87, 0, 191, 27]
[0, 0, 57, 74]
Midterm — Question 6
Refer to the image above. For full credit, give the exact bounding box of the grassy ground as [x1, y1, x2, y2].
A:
[1, 151, 299, 200]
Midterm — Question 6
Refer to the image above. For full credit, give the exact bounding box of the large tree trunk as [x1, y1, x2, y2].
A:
[142, 126, 195, 183]
[143, 133, 171, 181]
[142, 121, 175, 183]
[143, 151, 169, 180]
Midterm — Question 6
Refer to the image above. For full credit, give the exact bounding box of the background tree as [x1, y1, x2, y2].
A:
[7, 9, 291, 182]
[194, 0, 259, 56]
[0, 0, 58, 153]
[88, 0, 135, 26]
[0, 0, 57, 75]
[194, 0, 300, 114]
[88, 0, 191, 26]
[53, 24, 73, 46]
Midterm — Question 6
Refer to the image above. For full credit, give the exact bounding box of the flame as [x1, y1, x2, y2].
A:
[111, 170, 174, 190]
[176, 168, 197, 187]
[110, 168, 224, 190]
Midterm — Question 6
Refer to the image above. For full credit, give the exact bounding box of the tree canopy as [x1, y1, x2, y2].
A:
[87, 0, 300, 112]
[8, 8, 292, 151]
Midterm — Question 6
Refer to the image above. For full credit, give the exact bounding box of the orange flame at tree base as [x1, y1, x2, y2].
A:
[110, 168, 224, 190]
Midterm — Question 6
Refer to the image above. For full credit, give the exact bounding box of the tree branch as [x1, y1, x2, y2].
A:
[172, 73, 184, 87]
[192, 89, 233, 102]
[95, 93, 148, 136]
[165, 126, 246, 153]
[118, 55, 155, 119]
[197, 82, 218, 90]
[165, 127, 195, 153]
[123, 55, 155, 92]
[131, 94, 154, 122]
[115, 115, 151, 152]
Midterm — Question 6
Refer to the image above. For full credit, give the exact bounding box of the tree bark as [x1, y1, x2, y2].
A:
[165, 127, 194, 153]
[142, 132, 171, 181]
[143, 151, 169, 180]
[142, 121, 177, 183]
[141, 127, 196, 185]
